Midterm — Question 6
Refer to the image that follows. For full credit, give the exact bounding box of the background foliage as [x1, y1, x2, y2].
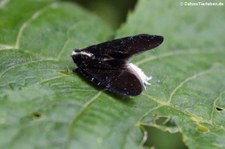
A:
[0, 0, 225, 149]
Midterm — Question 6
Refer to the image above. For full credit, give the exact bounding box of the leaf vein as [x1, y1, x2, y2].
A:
[57, 23, 77, 60]
[15, 2, 59, 49]
[0, 59, 57, 78]
[64, 91, 102, 148]
[210, 91, 225, 124]
[0, 44, 15, 50]
[168, 69, 212, 103]
[143, 94, 225, 131]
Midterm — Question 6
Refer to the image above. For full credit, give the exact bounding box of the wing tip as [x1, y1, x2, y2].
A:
[155, 35, 164, 46]
[135, 33, 164, 45]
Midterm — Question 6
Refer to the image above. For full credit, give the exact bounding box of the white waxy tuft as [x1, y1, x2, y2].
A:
[71, 51, 93, 57]
[128, 63, 152, 89]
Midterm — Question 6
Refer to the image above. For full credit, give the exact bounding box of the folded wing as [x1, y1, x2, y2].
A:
[82, 34, 164, 59]
[76, 66, 143, 96]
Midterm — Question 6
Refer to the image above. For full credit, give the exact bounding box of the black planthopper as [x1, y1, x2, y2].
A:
[71, 34, 164, 96]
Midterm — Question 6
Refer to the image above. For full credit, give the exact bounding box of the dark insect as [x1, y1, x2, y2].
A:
[71, 34, 164, 96]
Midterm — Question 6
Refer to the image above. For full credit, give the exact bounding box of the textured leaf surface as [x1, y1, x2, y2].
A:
[117, 0, 225, 148]
[0, 0, 225, 149]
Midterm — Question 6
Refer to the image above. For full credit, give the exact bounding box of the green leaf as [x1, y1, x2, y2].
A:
[117, 0, 225, 148]
[0, 0, 225, 149]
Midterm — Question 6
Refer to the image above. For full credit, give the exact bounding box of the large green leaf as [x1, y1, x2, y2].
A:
[0, 0, 225, 149]
[117, 0, 225, 148]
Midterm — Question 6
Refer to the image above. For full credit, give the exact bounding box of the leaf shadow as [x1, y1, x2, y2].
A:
[104, 90, 136, 106]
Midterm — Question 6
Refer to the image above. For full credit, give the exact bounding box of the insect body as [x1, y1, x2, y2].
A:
[71, 34, 163, 96]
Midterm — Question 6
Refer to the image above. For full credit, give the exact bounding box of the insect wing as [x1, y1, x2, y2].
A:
[76, 67, 143, 96]
[82, 34, 163, 58]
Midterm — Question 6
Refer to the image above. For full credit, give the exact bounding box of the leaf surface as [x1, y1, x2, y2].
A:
[0, 0, 225, 149]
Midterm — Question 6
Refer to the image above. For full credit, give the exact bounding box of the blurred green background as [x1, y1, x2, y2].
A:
[72, 0, 137, 29]
[70, 0, 187, 148]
